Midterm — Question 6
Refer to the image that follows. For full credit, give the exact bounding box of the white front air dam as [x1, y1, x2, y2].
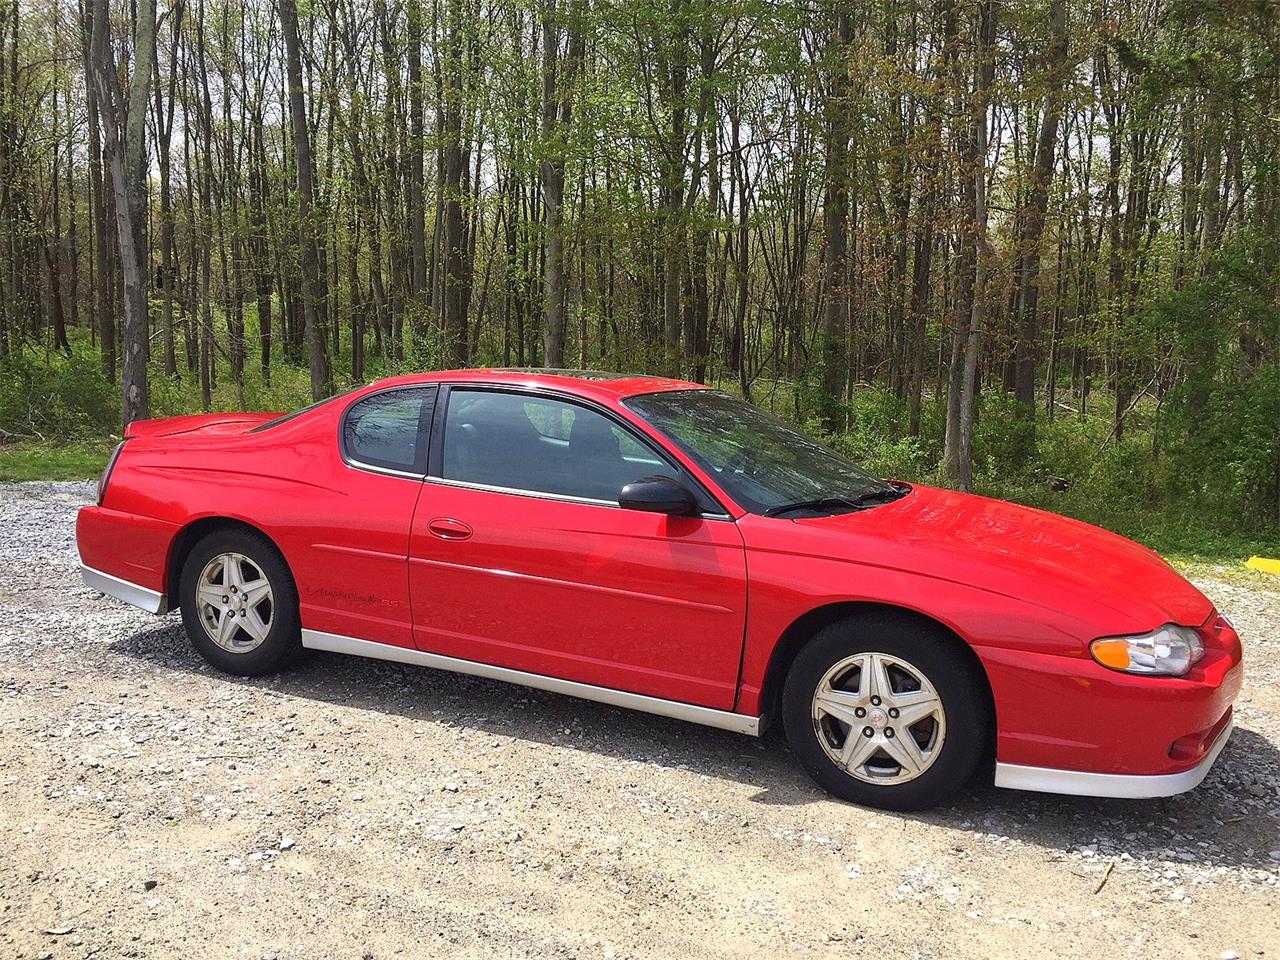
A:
[993, 718, 1232, 799]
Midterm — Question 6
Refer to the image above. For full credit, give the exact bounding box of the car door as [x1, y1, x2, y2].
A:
[407, 386, 748, 710]
[288, 385, 436, 649]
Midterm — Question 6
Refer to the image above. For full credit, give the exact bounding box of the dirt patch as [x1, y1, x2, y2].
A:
[1, 482, 1277, 959]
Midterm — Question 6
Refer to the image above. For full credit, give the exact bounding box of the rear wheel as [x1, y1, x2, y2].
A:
[179, 529, 301, 676]
[782, 614, 988, 811]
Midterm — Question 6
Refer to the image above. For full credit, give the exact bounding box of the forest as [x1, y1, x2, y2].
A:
[0, 0, 1277, 551]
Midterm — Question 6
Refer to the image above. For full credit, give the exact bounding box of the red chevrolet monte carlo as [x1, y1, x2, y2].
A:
[77, 369, 1243, 810]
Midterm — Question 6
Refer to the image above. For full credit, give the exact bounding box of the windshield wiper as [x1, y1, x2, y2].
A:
[764, 496, 861, 517]
[850, 486, 907, 505]
[764, 487, 905, 518]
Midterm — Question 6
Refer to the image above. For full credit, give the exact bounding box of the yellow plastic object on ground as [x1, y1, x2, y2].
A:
[1245, 556, 1280, 576]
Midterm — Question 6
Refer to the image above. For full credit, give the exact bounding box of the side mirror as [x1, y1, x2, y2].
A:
[619, 476, 698, 516]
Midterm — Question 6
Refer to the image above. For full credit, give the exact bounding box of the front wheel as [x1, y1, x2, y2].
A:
[782, 614, 989, 811]
[178, 529, 302, 676]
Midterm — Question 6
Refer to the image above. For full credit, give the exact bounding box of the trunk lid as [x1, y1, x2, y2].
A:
[123, 412, 280, 439]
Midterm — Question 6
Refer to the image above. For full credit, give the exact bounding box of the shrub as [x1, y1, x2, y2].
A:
[0, 345, 119, 439]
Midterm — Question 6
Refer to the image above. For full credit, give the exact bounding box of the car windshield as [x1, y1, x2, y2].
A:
[625, 390, 898, 515]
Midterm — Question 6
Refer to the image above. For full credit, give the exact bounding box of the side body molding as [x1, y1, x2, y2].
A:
[300, 628, 761, 736]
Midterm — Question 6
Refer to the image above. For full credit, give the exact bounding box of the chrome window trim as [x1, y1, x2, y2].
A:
[421, 472, 732, 519]
[300, 628, 759, 736]
[425, 473, 615, 507]
[345, 460, 426, 482]
[993, 717, 1233, 799]
[81, 563, 169, 615]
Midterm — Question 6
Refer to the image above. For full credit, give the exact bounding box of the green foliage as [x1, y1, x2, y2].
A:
[0, 344, 121, 439]
[818, 389, 934, 482]
[972, 393, 1037, 481]
[1151, 231, 1280, 523]
[2, 313, 1274, 563]
[792, 379, 1278, 562]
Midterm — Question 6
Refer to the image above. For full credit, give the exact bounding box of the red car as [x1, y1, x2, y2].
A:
[77, 369, 1242, 810]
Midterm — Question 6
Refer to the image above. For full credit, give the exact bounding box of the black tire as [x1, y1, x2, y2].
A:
[178, 528, 302, 676]
[782, 613, 989, 811]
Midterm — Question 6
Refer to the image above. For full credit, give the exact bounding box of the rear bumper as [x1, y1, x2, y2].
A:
[77, 504, 177, 610]
[994, 715, 1233, 798]
[81, 563, 169, 614]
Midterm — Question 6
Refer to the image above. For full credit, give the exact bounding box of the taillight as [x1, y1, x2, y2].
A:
[98, 441, 125, 505]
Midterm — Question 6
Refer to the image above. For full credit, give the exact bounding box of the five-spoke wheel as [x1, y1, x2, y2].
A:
[179, 529, 301, 676]
[783, 613, 988, 811]
[196, 552, 275, 652]
[811, 652, 946, 784]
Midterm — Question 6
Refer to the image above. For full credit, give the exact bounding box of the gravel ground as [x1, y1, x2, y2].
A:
[1, 481, 1277, 960]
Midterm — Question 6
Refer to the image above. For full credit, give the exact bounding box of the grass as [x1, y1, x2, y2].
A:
[986, 483, 1280, 564]
[0, 439, 115, 482]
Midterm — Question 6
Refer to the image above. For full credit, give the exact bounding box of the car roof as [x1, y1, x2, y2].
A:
[361, 368, 711, 401]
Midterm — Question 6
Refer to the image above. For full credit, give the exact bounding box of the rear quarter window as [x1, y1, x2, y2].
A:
[341, 387, 436, 474]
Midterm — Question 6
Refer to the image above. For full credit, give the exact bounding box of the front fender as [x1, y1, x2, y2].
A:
[732, 513, 1126, 731]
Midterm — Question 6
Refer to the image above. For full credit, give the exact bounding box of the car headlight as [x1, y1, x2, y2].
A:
[1090, 624, 1205, 677]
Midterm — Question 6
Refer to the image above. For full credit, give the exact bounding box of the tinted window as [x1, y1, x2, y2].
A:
[625, 390, 892, 514]
[441, 390, 678, 502]
[342, 387, 435, 473]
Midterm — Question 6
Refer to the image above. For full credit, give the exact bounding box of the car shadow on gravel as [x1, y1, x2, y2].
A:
[111, 622, 1280, 873]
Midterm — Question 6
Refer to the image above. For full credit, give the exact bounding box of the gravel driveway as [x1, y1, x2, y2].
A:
[1, 481, 1277, 960]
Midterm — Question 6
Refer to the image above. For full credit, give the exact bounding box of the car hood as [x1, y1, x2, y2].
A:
[794, 484, 1212, 630]
[124, 412, 281, 439]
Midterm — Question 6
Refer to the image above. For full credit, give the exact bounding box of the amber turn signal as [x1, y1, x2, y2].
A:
[1090, 638, 1132, 670]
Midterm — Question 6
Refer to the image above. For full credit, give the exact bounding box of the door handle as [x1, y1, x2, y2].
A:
[427, 518, 473, 541]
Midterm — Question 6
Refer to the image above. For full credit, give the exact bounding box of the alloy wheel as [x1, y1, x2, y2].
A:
[810, 651, 946, 785]
[196, 552, 274, 653]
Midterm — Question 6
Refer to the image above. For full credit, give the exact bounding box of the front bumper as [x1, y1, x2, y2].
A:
[976, 616, 1242, 796]
[994, 714, 1233, 798]
[81, 563, 169, 614]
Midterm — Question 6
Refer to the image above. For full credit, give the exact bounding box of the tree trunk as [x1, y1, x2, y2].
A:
[153, 0, 183, 379]
[660, 0, 689, 373]
[46, 77, 71, 354]
[280, 0, 332, 398]
[540, 0, 583, 367]
[1012, 0, 1067, 421]
[80, 0, 116, 382]
[819, 5, 853, 432]
[944, 0, 994, 491]
[408, 0, 427, 300]
[441, 0, 472, 364]
[89, 0, 154, 428]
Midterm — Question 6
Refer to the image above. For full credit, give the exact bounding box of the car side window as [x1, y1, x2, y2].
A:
[440, 390, 680, 503]
[342, 387, 435, 474]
